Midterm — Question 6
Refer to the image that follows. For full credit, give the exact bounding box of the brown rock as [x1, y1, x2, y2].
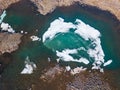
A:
[0, 33, 22, 55]
[66, 71, 112, 90]
[31, 67, 114, 90]
[0, 0, 20, 10]
[40, 65, 64, 83]
[30, 0, 120, 20]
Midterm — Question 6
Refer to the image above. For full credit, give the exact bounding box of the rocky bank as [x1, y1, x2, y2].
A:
[0, 0, 20, 12]
[30, 0, 120, 20]
[30, 65, 113, 90]
[0, 0, 120, 20]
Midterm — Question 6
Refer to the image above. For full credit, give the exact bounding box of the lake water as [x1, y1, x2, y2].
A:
[1, 0, 120, 89]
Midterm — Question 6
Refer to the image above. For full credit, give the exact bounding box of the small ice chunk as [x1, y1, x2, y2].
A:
[78, 57, 89, 64]
[56, 58, 60, 63]
[30, 35, 41, 41]
[1, 22, 9, 31]
[48, 57, 51, 62]
[0, 10, 6, 23]
[21, 56, 37, 74]
[71, 67, 86, 75]
[1, 22, 15, 33]
[25, 32, 28, 34]
[100, 68, 104, 73]
[66, 66, 71, 71]
[103, 60, 112, 66]
[20, 30, 24, 34]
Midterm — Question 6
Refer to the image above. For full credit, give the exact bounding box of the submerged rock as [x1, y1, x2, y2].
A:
[0, 52, 13, 74]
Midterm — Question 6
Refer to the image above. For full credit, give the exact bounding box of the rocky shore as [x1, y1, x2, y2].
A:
[30, 0, 120, 21]
[0, 0, 20, 13]
[0, 0, 120, 20]
[30, 65, 113, 90]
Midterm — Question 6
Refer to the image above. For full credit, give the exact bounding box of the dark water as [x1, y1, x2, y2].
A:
[0, 0, 120, 89]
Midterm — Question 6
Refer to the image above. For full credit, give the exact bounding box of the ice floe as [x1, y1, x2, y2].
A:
[30, 35, 41, 41]
[43, 17, 75, 42]
[43, 17, 113, 72]
[56, 49, 89, 64]
[56, 49, 78, 62]
[103, 60, 112, 66]
[0, 10, 6, 23]
[48, 57, 51, 62]
[1, 22, 15, 33]
[0, 10, 16, 33]
[65, 66, 71, 71]
[21, 56, 37, 74]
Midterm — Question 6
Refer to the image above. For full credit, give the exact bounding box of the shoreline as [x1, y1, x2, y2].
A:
[0, 0, 119, 22]
[30, 0, 120, 21]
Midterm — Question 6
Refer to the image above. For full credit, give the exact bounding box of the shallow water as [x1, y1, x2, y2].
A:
[0, 0, 120, 89]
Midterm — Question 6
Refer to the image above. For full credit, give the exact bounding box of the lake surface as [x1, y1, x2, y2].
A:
[0, 0, 120, 89]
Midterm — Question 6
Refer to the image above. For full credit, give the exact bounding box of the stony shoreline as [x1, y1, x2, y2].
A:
[0, 0, 20, 13]
[30, 0, 120, 21]
[0, 0, 120, 21]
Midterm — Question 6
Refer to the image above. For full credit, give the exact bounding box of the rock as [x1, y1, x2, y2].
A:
[0, 0, 20, 12]
[30, 0, 75, 15]
[30, 0, 120, 20]
[66, 71, 112, 90]
[31, 66, 114, 90]
[0, 33, 22, 74]
[0, 33, 22, 55]
[40, 65, 64, 83]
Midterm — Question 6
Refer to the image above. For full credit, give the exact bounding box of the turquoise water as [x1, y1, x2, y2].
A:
[1, 1, 120, 89]
[2, 2, 120, 72]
